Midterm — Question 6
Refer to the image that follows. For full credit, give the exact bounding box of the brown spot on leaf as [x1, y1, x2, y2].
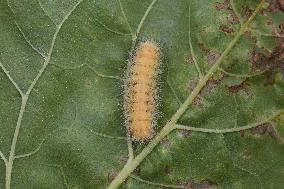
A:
[228, 82, 247, 93]
[250, 48, 267, 70]
[267, 0, 279, 12]
[251, 123, 270, 135]
[279, 0, 284, 11]
[214, 0, 230, 10]
[227, 81, 253, 98]
[239, 130, 246, 137]
[189, 78, 199, 92]
[178, 179, 217, 189]
[251, 122, 284, 143]
[194, 180, 217, 189]
[267, 0, 284, 12]
[193, 97, 203, 107]
[198, 43, 222, 65]
[192, 79, 220, 107]
[119, 155, 129, 164]
[217, 0, 240, 24]
[200, 79, 220, 96]
[279, 22, 284, 35]
[176, 179, 194, 189]
[161, 137, 172, 150]
[264, 70, 276, 86]
[270, 41, 284, 61]
[164, 165, 172, 175]
[250, 42, 284, 85]
[177, 129, 192, 138]
[187, 55, 195, 65]
[265, 1, 284, 37]
[220, 25, 235, 33]
[108, 171, 118, 182]
[228, 13, 240, 25]
[207, 50, 221, 65]
[242, 6, 253, 18]
[189, 78, 204, 107]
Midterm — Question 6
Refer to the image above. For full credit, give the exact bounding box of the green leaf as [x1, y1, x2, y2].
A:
[0, 0, 284, 189]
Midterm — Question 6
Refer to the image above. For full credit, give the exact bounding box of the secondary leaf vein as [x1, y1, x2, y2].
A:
[117, 0, 135, 37]
[188, 4, 203, 79]
[0, 150, 7, 165]
[14, 21, 48, 58]
[4, 1, 84, 188]
[175, 109, 284, 133]
[130, 175, 186, 189]
[84, 127, 127, 140]
[0, 61, 24, 97]
[94, 17, 132, 36]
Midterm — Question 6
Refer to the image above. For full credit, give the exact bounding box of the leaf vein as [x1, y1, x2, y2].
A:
[0, 150, 7, 165]
[219, 67, 265, 78]
[84, 127, 127, 140]
[93, 17, 132, 36]
[106, 1, 266, 188]
[167, 79, 182, 105]
[5, 1, 84, 188]
[175, 109, 284, 133]
[86, 64, 123, 80]
[130, 175, 186, 189]
[117, 0, 135, 37]
[14, 21, 48, 58]
[37, 0, 57, 26]
[135, 0, 158, 41]
[188, 4, 203, 79]
[233, 163, 263, 189]
[14, 140, 44, 159]
[230, 0, 243, 25]
[0, 61, 24, 96]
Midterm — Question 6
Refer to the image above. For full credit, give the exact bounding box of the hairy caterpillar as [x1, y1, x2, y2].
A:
[124, 40, 161, 141]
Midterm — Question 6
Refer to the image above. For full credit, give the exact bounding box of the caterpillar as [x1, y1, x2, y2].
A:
[124, 40, 161, 141]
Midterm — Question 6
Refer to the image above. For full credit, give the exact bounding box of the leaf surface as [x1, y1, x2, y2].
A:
[0, 0, 284, 189]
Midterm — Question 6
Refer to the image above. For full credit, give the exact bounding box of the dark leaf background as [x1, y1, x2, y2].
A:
[0, 0, 284, 188]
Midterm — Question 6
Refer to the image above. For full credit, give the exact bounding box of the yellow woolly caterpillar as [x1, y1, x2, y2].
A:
[124, 40, 162, 141]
